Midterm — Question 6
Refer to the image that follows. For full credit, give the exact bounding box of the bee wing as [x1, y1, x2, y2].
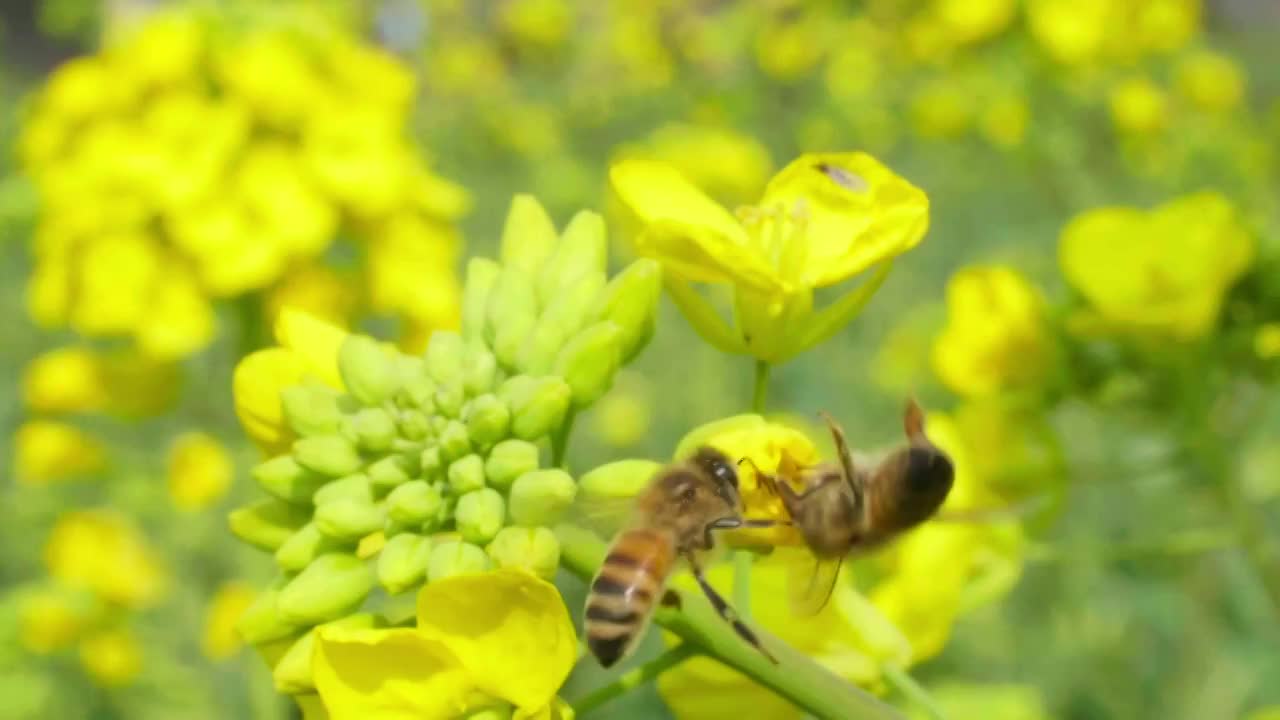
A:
[568, 494, 637, 539]
[786, 551, 845, 617]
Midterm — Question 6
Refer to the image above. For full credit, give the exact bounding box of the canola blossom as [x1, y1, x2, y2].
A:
[610, 152, 928, 364]
[20, 9, 468, 358]
[228, 195, 659, 712]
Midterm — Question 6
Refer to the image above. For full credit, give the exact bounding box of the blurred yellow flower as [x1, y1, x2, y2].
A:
[21, 8, 466, 358]
[21, 346, 109, 413]
[930, 0, 1017, 47]
[1026, 0, 1114, 65]
[312, 569, 575, 719]
[954, 399, 1063, 500]
[203, 581, 257, 661]
[1109, 77, 1170, 135]
[497, 0, 575, 53]
[79, 628, 143, 687]
[1059, 192, 1253, 340]
[588, 371, 654, 449]
[618, 124, 774, 207]
[911, 80, 973, 139]
[910, 682, 1050, 720]
[13, 420, 106, 485]
[611, 152, 928, 363]
[1256, 323, 1280, 359]
[19, 587, 93, 653]
[755, 13, 828, 82]
[980, 95, 1029, 149]
[932, 266, 1056, 398]
[267, 264, 358, 331]
[1175, 49, 1246, 112]
[167, 432, 235, 511]
[44, 511, 167, 608]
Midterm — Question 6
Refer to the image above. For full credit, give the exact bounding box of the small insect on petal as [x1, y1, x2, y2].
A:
[815, 162, 868, 192]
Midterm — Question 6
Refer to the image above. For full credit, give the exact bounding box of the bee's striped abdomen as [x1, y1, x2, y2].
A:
[585, 528, 675, 667]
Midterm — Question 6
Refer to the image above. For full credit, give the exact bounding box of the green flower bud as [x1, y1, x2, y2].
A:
[273, 613, 381, 694]
[434, 383, 466, 419]
[484, 439, 541, 491]
[504, 376, 571, 440]
[462, 257, 502, 341]
[350, 408, 397, 453]
[367, 456, 412, 494]
[280, 383, 344, 437]
[277, 553, 372, 626]
[462, 341, 499, 397]
[500, 194, 558, 275]
[508, 469, 577, 526]
[229, 499, 312, 551]
[314, 498, 385, 540]
[293, 434, 363, 477]
[399, 372, 437, 413]
[592, 258, 661, 362]
[579, 459, 661, 503]
[447, 454, 486, 495]
[236, 580, 298, 645]
[486, 526, 560, 579]
[376, 533, 432, 594]
[555, 321, 622, 408]
[312, 474, 372, 506]
[252, 456, 328, 505]
[386, 480, 444, 525]
[519, 271, 607, 374]
[487, 267, 538, 370]
[537, 210, 607, 306]
[438, 420, 472, 463]
[425, 331, 465, 386]
[419, 447, 443, 480]
[338, 335, 399, 406]
[455, 488, 505, 544]
[396, 409, 431, 442]
[427, 540, 491, 582]
[276, 523, 350, 572]
[465, 394, 510, 450]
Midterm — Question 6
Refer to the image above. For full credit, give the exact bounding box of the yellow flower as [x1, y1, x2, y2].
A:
[1026, 0, 1115, 65]
[203, 581, 257, 661]
[953, 399, 1063, 500]
[1256, 323, 1280, 359]
[1109, 77, 1170, 135]
[496, 0, 574, 52]
[674, 414, 820, 548]
[1059, 192, 1253, 340]
[610, 152, 928, 363]
[311, 569, 576, 719]
[19, 587, 94, 653]
[167, 432, 235, 511]
[910, 683, 1050, 720]
[44, 511, 168, 608]
[234, 309, 349, 453]
[910, 79, 974, 139]
[79, 628, 143, 686]
[932, 266, 1056, 398]
[13, 420, 106, 485]
[588, 371, 654, 449]
[980, 95, 1029, 149]
[1175, 50, 1246, 112]
[617, 124, 774, 207]
[930, 0, 1017, 47]
[755, 13, 828, 82]
[267, 264, 358, 331]
[366, 214, 463, 342]
[22, 347, 109, 413]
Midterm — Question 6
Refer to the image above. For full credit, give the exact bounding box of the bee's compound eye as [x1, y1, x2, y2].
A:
[906, 447, 953, 493]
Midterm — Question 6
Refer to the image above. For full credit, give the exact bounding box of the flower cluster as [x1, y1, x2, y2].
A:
[228, 196, 659, 714]
[20, 8, 467, 358]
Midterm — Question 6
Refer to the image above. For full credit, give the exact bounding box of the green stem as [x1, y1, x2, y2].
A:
[751, 359, 771, 414]
[573, 643, 699, 716]
[882, 665, 946, 720]
[551, 408, 577, 470]
[556, 525, 905, 720]
[733, 550, 754, 621]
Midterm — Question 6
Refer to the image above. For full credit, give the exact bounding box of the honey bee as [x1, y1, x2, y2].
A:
[584, 446, 780, 668]
[753, 399, 955, 614]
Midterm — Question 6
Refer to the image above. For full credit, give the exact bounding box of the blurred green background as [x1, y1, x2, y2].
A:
[2, 0, 1279, 718]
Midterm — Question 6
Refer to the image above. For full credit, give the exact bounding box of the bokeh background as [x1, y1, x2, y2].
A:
[1, 0, 1279, 718]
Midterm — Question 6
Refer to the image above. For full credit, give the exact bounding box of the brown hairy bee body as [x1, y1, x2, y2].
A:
[585, 447, 777, 668]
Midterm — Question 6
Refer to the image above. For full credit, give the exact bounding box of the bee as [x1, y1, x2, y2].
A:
[584, 446, 780, 668]
[752, 399, 955, 614]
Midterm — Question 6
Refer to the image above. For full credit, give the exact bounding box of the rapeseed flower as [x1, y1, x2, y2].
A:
[167, 432, 235, 511]
[79, 628, 143, 686]
[13, 420, 106, 485]
[1109, 77, 1170, 135]
[932, 266, 1057, 398]
[43, 511, 168, 609]
[1059, 192, 1253, 340]
[1175, 49, 1246, 112]
[610, 152, 928, 364]
[203, 581, 258, 661]
[20, 7, 467, 358]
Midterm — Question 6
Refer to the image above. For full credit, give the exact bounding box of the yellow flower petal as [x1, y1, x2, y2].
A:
[168, 432, 234, 511]
[275, 307, 348, 388]
[415, 569, 577, 714]
[203, 581, 257, 661]
[137, 266, 217, 358]
[233, 348, 308, 455]
[80, 627, 143, 686]
[313, 626, 475, 719]
[13, 420, 106, 485]
[22, 347, 109, 414]
[760, 153, 929, 289]
[610, 160, 778, 291]
[45, 511, 168, 608]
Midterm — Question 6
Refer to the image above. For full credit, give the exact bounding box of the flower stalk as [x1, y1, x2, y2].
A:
[571, 643, 699, 715]
[555, 524, 906, 720]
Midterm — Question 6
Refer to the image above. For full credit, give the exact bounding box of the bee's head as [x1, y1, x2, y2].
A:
[687, 446, 741, 509]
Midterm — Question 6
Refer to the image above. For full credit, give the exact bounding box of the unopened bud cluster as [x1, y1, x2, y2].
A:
[228, 196, 660, 697]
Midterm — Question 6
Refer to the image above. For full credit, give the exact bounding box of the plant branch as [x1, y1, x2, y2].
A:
[556, 524, 905, 720]
[572, 643, 699, 716]
[551, 408, 577, 469]
[751, 359, 771, 414]
[882, 665, 946, 720]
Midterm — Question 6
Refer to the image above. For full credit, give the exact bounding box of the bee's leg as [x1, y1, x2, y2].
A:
[704, 517, 786, 548]
[818, 411, 864, 512]
[684, 551, 778, 664]
[736, 457, 780, 496]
